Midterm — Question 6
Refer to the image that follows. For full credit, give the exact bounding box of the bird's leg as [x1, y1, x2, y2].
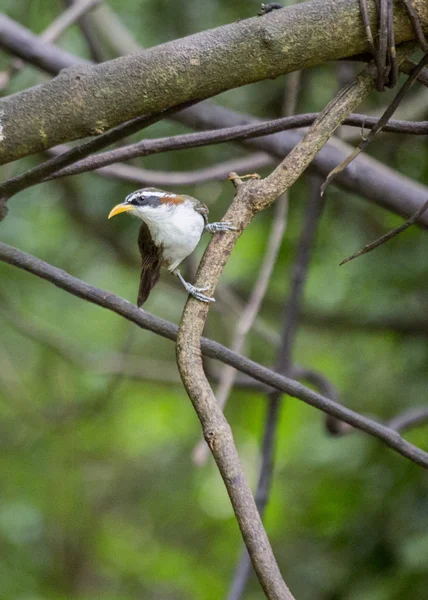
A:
[205, 222, 237, 234]
[174, 270, 215, 303]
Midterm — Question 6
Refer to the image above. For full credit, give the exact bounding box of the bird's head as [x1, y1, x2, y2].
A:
[108, 187, 185, 220]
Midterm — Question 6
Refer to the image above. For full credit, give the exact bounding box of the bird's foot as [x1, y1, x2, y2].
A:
[184, 282, 215, 303]
[205, 222, 237, 234]
[175, 270, 216, 302]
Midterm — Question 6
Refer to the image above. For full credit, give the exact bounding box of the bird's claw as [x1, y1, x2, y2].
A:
[205, 222, 237, 233]
[185, 283, 215, 303]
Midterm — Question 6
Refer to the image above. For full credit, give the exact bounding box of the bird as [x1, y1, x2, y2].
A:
[108, 187, 236, 306]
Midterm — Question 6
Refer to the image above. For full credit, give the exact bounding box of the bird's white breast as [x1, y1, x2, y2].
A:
[132, 200, 205, 271]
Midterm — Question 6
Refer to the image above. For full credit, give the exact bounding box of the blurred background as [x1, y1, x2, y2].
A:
[1, 1, 428, 598]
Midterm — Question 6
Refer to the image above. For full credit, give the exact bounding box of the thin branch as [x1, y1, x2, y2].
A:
[400, 58, 428, 86]
[44, 0, 102, 42]
[0, 241, 427, 468]
[0, 294, 337, 398]
[47, 148, 275, 187]
[89, 3, 142, 55]
[1, 110, 422, 208]
[194, 70, 303, 468]
[321, 52, 428, 195]
[0, 0, 100, 91]
[64, 0, 105, 63]
[387, 407, 428, 433]
[340, 197, 428, 264]
[177, 101, 428, 228]
[227, 396, 282, 600]
[44, 113, 428, 181]
[0, 99, 200, 211]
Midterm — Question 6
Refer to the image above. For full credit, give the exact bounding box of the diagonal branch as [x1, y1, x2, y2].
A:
[175, 64, 378, 599]
[0, 240, 427, 469]
[228, 176, 325, 600]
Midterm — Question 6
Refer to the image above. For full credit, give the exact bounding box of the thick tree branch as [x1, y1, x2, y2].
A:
[0, 241, 427, 469]
[2, 19, 428, 229]
[1, 0, 427, 164]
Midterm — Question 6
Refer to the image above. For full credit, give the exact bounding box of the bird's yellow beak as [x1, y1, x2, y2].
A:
[108, 203, 134, 219]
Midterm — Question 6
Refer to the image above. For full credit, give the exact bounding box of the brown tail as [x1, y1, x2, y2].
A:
[137, 222, 162, 307]
[137, 262, 161, 306]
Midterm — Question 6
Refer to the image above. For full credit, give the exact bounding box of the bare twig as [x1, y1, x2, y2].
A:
[340, 197, 428, 264]
[0, 0, 101, 90]
[193, 71, 303, 467]
[387, 407, 428, 433]
[0, 298, 337, 398]
[322, 52, 428, 195]
[177, 102, 428, 228]
[3, 110, 426, 216]
[0, 241, 427, 468]
[42, 114, 428, 181]
[401, 0, 428, 53]
[89, 3, 142, 55]
[47, 148, 274, 187]
[64, 0, 105, 62]
[44, 0, 102, 42]
[0, 99, 200, 211]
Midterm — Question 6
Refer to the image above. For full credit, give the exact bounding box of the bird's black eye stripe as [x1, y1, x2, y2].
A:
[126, 193, 163, 207]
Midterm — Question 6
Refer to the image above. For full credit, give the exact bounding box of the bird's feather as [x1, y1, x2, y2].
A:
[192, 200, 209, 225]
[137, 222, 163, 306]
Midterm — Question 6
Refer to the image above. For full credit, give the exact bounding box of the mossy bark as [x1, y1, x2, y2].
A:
[0, 0, 427, 165]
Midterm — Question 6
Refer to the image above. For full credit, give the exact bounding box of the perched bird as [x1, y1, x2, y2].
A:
[108, 187, 235, 306]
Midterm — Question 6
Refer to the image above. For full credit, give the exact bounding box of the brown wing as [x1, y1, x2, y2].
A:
[137, 222, 162, 307]
[191, 199, 209, 225]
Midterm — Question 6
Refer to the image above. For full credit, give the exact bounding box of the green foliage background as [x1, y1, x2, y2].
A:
[1, 1, 428, 598]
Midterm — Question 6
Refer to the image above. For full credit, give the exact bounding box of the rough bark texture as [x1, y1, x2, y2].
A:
[0, 0, 427, 164]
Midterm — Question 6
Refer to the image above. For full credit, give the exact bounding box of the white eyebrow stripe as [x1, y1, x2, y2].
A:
[141, 190, 174, 198]
[126, 189, 177, 203]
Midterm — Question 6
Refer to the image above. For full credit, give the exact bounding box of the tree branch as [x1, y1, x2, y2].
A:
[2, 18, 428, 228]
[178, 102, 428, 227]
[0, 240, 427, 468]
[42, 113, 428, 180]
[228, 176, 325, 600]
[1, 0, 427, 164]
[175, 64, 379, 599]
